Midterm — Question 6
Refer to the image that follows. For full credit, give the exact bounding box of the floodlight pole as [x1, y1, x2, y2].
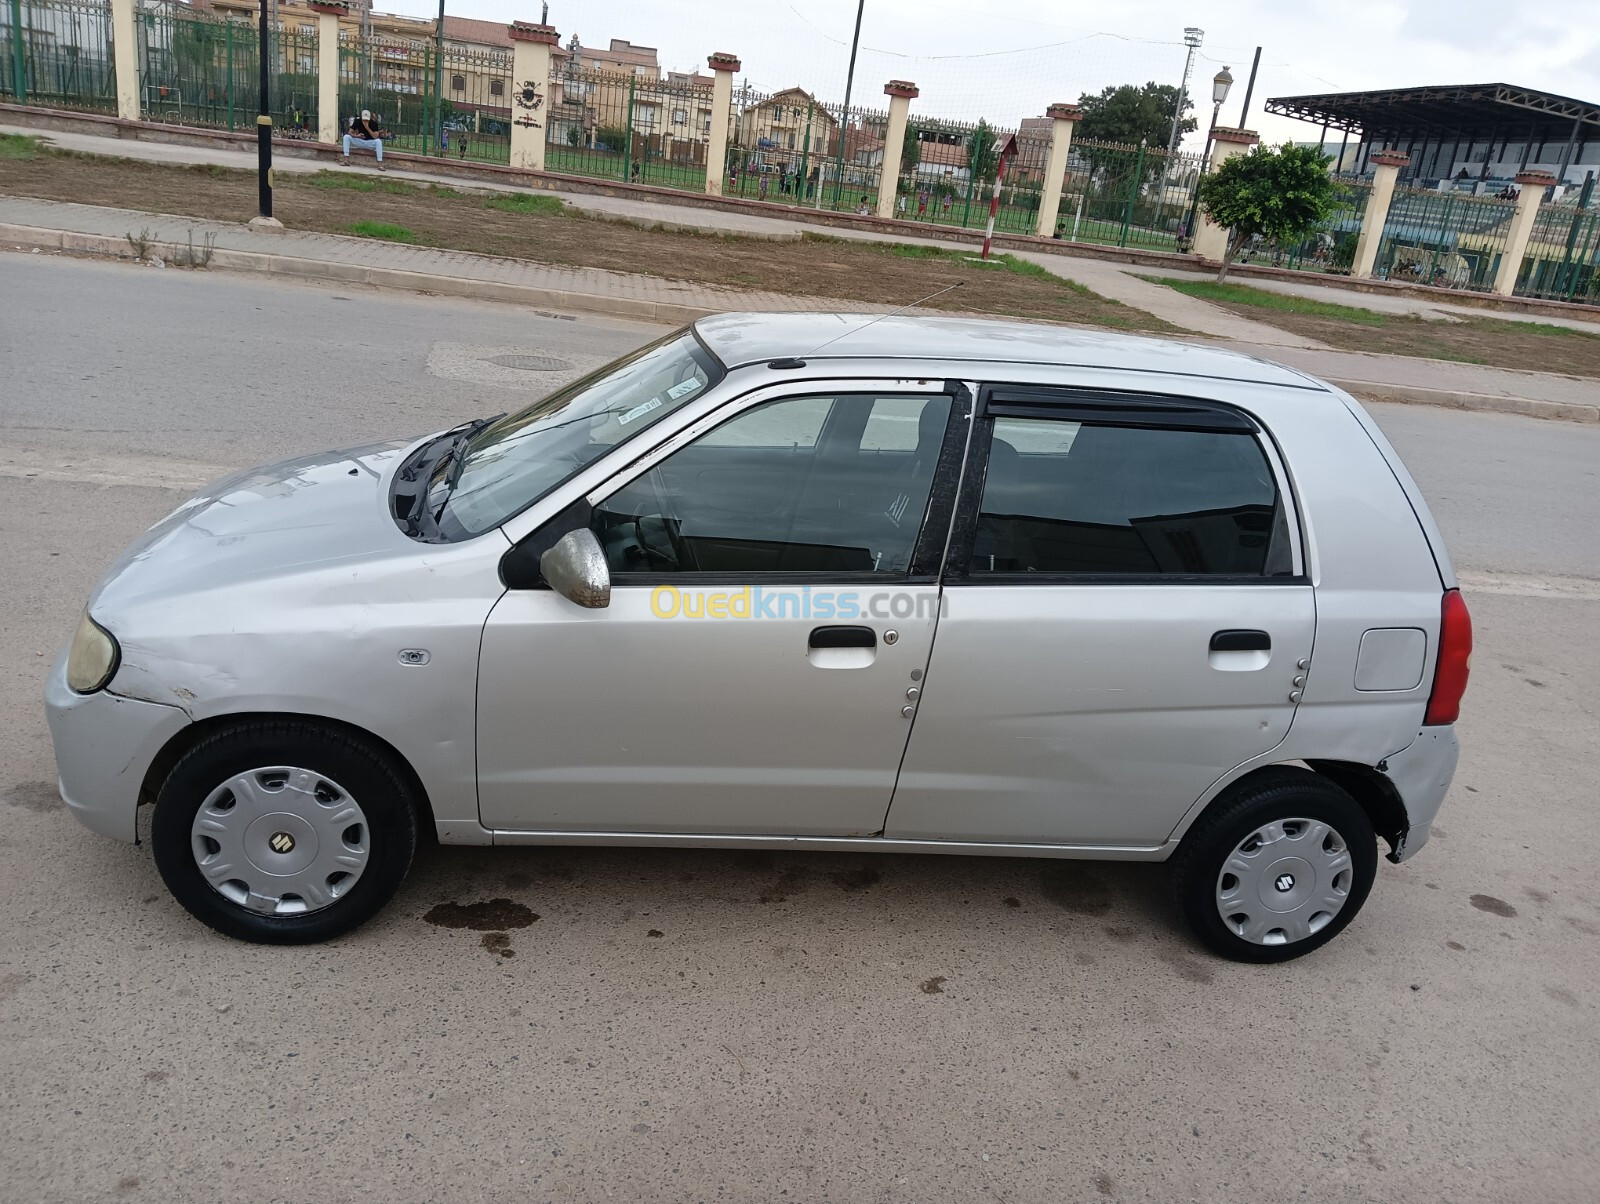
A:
[831, 0, 864, 209]
[1156, 27, 1202, 238]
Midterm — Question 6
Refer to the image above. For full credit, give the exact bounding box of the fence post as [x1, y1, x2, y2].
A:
[623, 74, 635, 182]
[506, 21, 558, 172]
[9, 0, 25, 105]
[1192, 126, 1260, 262]
[226, 20, 235, 130]
[109, 0, 139, 119]
[704, 52, 739, 196]
[308, 1, 344, 145]
[1349, 149, 1408, 279]
[1495, 170, 1556, 295]
[1035, 102, 1083, 238]
[875, 80, 918, 220]
[1119, 138, 1147, 247]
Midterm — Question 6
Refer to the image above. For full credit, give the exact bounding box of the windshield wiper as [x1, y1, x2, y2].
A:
[397, 415, 501, 539]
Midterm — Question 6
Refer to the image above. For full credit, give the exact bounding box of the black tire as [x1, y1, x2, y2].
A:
[151, 720, 418, 944]
[1171, 767, 1377, 963]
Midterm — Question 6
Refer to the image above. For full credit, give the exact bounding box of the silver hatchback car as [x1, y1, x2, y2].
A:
[46, 314, 1471, 962]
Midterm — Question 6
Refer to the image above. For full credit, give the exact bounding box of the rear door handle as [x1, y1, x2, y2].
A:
[809, 625, 876, 649]
[1210, 629, 1271, 652]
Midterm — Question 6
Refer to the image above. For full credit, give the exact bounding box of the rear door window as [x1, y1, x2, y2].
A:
[970, 415, 1287, 576]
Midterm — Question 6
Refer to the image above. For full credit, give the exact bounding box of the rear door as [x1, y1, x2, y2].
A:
[884, 386, 1314, 848]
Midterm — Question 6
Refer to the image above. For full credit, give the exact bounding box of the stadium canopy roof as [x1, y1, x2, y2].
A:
[1265, 83, 1600, 139]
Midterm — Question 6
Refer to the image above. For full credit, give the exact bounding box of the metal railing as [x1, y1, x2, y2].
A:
[1, 0, 116, 113]
[1514, 200, 1600, 302]
[138, 8, 317, 133]
[1265, 179, 1371, 274]
[1371, 185, 1519, 291]
[546, 63, 715, 189]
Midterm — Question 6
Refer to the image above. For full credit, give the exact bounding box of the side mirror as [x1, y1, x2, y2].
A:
[539, 528, 611, 608]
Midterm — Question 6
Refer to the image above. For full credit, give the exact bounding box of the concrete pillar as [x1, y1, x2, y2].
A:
[109, 0, 139, 120]
[1493, 170, 1555, 295]
[1192, 127, 1260, 262]
[308, 1, 346, 145]
[1035, 102, 1083, 237]
[1350, 149, 1409, 280]
[507, 22, 559, 173]
[875, 80, 918, 219]
[704, 52, 740, 197]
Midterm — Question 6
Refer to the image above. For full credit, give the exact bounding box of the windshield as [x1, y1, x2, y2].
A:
[438, 330, 722, 538]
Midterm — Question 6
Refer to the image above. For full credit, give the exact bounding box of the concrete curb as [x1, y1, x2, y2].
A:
[6, 219, 1596, 424]
[0, 220, 718, 326]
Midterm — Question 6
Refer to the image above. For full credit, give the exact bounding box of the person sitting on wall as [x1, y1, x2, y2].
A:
[341, 110, 388, 170]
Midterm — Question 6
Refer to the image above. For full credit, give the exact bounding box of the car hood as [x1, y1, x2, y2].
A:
[90, 438, 423, 613]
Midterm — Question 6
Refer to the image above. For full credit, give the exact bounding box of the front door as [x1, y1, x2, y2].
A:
[477, 387, 961, 836]
[886, 389, 1315, 848]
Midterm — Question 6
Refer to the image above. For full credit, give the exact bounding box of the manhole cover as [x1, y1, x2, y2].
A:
[487, 353, 574, 372]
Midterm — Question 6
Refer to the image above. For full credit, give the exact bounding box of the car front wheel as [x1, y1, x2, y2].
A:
[151, 720, 418, 944]
[1172, 768, 1377, 963]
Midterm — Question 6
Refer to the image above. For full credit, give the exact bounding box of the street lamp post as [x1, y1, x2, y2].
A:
[256, 0, 272, 219]
[1181, 67, 1232, 250]
[830, 0, 864, 210]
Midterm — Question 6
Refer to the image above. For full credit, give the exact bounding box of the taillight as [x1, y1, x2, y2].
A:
[1424, 589, 1472, 725]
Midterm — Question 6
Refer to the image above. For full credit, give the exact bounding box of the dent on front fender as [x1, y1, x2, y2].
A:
[1379, 726, 1460, 862]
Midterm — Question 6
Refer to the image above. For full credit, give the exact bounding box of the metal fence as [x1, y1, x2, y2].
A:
[544, 64, 715, 189]
[1056, 137, 1202, 251]
[138, 8, 317, 133]
[0, 0, 116, 113]
[1514, 201, 1600, 302]
[1371, 185, 1519, 291]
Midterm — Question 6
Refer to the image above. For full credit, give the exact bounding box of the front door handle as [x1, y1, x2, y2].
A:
[809, 625, 876, 650]
[1210, 629, 1271, 652]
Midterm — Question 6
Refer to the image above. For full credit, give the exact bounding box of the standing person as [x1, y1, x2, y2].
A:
[941, 192, 952, 216]
[729, 163, 738, 192]
[917, 189, 929, 218]
[341, 110, 387, 169]
[760, 174, 769, 200]
[896, 192, 906, 217]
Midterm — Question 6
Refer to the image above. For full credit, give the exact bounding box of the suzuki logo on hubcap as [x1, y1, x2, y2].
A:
[1274, 873, 1296, 892]
[269, 832, 296, 854]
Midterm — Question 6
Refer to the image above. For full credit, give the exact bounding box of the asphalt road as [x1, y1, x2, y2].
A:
[2, 254, 1598, 1203]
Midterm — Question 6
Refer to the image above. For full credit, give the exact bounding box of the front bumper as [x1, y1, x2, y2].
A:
[44, 654, 191, 843]
[1383, 725, 1461, 863]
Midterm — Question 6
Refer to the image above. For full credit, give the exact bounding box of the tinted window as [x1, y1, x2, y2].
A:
[594, 394, 950, 576]
[970, 416, 1282, 576]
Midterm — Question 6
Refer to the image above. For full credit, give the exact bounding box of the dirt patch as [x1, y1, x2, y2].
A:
[423, 898, 539, 930]
[0, 151, 1174, 332]
[4, 781, 59, 812]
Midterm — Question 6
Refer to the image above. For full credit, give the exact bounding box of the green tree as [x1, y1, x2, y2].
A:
[595, 124, 629, 153]
[902, 121, 922, 175]
[1077, 82, 1195, 149]
[966, 119, 999, 183]
[1197, 143, 1339, 280]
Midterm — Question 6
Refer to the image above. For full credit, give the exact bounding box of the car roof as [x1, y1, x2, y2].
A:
[692, 312, 1324, 391]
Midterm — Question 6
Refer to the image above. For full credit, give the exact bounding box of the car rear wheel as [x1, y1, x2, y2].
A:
[152, 721, 418, 944]
[1171, 768, 1377, 963]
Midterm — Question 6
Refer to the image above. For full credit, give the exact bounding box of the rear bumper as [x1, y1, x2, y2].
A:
[44, 654, 190, 843]
[1383, 726, 1460, 863]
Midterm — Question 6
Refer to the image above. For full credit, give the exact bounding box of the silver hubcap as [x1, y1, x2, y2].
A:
[190, 766, 370, 917]
[1215, 817, 1354, 946]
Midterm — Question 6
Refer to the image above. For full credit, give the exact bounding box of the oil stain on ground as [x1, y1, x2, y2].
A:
[480, 932, 515, 957]
[920, 976, 947, 994]
[424, 898, 539, 930]
[4, 781, 60, 812]
[1470, 894, 1517, 918]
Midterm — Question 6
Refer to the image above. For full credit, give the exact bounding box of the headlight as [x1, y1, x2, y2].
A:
[66, 612, 119, 694]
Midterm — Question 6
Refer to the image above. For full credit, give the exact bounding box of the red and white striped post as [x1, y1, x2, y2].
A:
[981, 133, 1019, 260]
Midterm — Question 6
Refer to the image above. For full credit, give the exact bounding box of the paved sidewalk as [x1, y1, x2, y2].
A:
[3, 191, 1597, 422]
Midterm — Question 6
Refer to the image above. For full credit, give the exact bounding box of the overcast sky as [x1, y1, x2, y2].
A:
[388, 0, 1600, 148]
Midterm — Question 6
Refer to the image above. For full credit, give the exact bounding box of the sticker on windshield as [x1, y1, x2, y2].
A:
[666, 379, 701, 400]
[618, 397, 664, 425]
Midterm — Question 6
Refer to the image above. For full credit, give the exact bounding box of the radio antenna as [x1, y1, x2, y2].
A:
[801, 281, 965, 358]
